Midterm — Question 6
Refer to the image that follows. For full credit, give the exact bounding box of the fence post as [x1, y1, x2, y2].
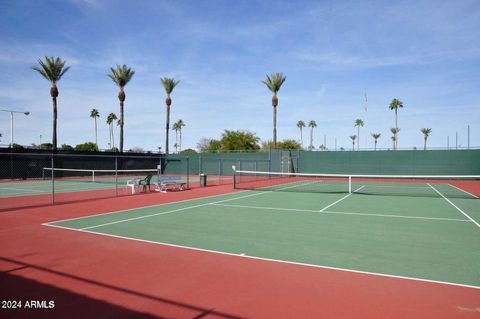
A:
[51, 154, 55, 204]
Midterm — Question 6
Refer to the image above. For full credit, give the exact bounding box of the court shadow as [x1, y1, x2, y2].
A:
[0, 257, 242, 319]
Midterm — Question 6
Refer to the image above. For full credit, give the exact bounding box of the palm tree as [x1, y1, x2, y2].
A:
[106, 113, 117, 150]
[90, 108, 100, 149]
[262, 72, 286, 148]
[177, 119, 185, 151]
[297, 120, 306, 148]
[308, 120, 317, 150]
[421, 128, 432, 150]
[389, 98, 404, 149]
[160, 77, 180, 154]
[350, 135, 357, 151]
[108, 64, 135, 152]
[390, 127, 400, 150]
[172, 121, 180, 153]
[354, 119, 364, 151]
[32, 56, 70, 150]
[371, 133, 381, 150]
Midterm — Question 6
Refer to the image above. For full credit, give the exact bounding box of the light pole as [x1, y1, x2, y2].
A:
[1, 109, 30, 147]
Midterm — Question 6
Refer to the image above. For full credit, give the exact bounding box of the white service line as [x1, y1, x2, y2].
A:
[0, 187, 46, 193]
[212, 203, 469, 222]
[447, 183, 479, 199]
[319, 185, 365, 212]
[81, 180, 317, 230]
[428, 183, 480, 229]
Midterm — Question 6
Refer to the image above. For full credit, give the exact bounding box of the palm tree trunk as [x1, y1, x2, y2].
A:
[165, 104, 170, 154]
[395, 109, 398, 150]
[52, 97, 57, 151]
[352, 141, 355, 151]
[374, 140, 377, 151]
[112, 124, 115, 149]
[300, 128, 303, 148]
[120, 101, 124, 152]
[179, 128, 182, 152]
[310, 128, 313, 150]
[357, 127, 360, 151]
[94, 117, 98, 150]
[273, 105, 277, 148]
[424, 137, 427, 150]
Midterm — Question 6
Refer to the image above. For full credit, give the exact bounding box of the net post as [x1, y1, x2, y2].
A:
[348, 175, 352, 193]
[92, 170, 95, 183]
[233, 171, 236, 189]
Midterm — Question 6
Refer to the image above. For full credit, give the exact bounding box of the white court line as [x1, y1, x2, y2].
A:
[212, 203, 470, 222]
[44, 223, 480, 290]
[80, 180, 318, 230]
[0, 187, 46, 193]
[319, 185, 365, 212]
[448, 183, 479, 199]
[428, 183, 480, 229]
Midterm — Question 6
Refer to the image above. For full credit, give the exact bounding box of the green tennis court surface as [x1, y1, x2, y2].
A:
[47, 180, 480, 288]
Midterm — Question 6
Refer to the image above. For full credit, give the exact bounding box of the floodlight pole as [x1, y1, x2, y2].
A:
[1, 109, 30, 147]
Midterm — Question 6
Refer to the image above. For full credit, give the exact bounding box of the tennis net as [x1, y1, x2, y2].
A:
[233, 170, 480, 199]
[42, 168, 159, 184]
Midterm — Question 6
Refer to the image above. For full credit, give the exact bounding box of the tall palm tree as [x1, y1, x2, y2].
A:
[354, 119, 364, 151]
[108, 64, 135, 152]
[390, 127, 400, 150]
[389, 98, 404, 149]
[172, 121, 180, 153]
[371, 133, 381, 150]
[160, 77, 180, 154]
[262, 72, 286, 148]
[297, 120, 306, 148]
[421, 128, 432, 150]
[90, 108, 100, 149]
[32, 56, 70, 150]
[350, 135, 357, 151]
[308, 120, 317, 150]
[106, 113, 117, 150]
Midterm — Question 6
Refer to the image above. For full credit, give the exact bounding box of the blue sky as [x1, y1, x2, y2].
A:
[0, 0, 479, 151]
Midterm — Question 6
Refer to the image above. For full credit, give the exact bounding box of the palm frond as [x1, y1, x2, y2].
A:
[261, 72, 286, 94]
[297, 120, 305, 128]
[108, 64, 135, 89]
[354, 119, 364, 127]
[421, 128, 432, 136]
[389, 98, 404, 110]
[90, 108, 99, 118]
[32, 56, 70, 84]
[350, 135, 357, 141]
[161, 77, 180, 95]
[308, 120, 317, 128]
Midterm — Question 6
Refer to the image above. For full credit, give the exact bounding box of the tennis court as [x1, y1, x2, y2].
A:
[46, 174, 480, 289]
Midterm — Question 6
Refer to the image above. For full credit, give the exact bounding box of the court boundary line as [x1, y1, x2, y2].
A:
[212, 203, 471, 222]
[447, 183, 479, 199]
[44, 222, 480, 290]
[427, 183, 480, 229]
